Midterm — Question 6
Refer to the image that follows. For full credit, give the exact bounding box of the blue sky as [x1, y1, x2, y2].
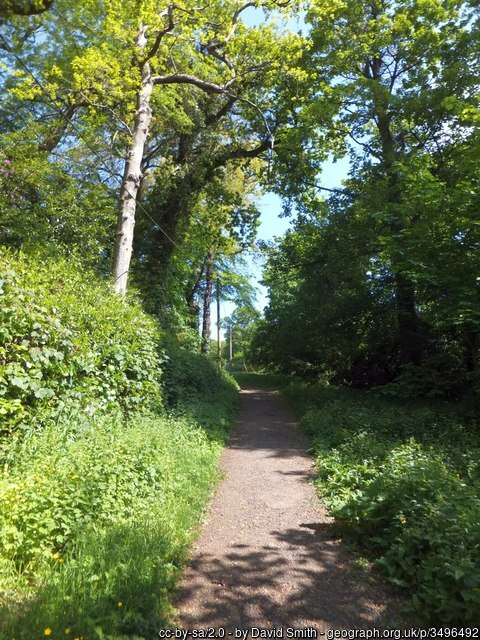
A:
[213, 156, 351, 338]
[250, 156, 350, 310]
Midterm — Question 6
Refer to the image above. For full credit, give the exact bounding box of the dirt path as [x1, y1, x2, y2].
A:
[175, 388, 400, 631]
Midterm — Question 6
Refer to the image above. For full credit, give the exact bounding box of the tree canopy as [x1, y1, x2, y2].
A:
[1, 0, 479, 393]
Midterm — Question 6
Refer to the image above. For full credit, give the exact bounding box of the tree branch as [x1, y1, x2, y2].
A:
[145, 4, 175, 61]
[213, 138, 271, 167]
[152, 73, 233, 93]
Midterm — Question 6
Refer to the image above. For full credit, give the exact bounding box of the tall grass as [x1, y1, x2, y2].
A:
[0, 392, 238, 639]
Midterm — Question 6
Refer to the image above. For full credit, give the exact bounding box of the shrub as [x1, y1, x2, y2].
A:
[0, 248, 164, 436]
[162, 339, 238, 408]
[0, 247, 240, 638]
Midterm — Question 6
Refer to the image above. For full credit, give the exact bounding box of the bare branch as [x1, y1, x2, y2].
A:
[213, 138, 271, 167]
[206, 2, 256, 54]
[301, 180, 353, 196]
[199, 2, 257, 78]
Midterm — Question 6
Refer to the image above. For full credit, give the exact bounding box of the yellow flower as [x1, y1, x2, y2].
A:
[58, 558, 64, 563]
[401, 519, 407, 525]
[44, 630, 52, 637]
[117, 601, 123, 607]
[65, 629, 71, 635]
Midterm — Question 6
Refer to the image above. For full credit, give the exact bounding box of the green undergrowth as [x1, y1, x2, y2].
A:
[0, 247, 164, 436]
[233, 371, 297, 390]
[0, 248, 239, 639]
[280, 381, 480, 625]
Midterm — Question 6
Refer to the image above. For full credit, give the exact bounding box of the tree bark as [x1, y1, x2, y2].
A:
[112, 29, 153, 295]
[201, 252, 214, 354]
[185, 258, 206, 331]
[463, 325, 478, 377]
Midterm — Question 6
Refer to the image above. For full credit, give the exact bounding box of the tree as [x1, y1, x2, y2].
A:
[223, 303, 261, 367]
[2, 0, 306, 296]
[273, 0, 480, 366]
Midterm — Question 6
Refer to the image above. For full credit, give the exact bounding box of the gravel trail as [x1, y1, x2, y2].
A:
[175, 388, 400, 632]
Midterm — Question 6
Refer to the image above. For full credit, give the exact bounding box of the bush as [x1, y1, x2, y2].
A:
[0, 248, 164, 436]
[162, 340, 238, 408]
[284, 381, 480, 625]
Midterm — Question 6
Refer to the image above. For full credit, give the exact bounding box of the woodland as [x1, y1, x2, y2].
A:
[0, 0, 479, 635]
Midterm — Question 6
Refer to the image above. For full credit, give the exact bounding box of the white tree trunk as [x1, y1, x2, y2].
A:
[112, 33, 153, 295]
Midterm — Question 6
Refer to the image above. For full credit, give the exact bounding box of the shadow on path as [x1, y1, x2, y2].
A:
[175, 388, 402, 630]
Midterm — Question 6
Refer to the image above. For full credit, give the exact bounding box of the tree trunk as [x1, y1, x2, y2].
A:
[463, 325, 478, 377]
[112, 28, 153, 295]
[395, 272, 422, 365]
[216, 276, 221, 368]
[185, 259, 206, 331]
[201, 252, 214, 354]
[375, 97, 422, 365]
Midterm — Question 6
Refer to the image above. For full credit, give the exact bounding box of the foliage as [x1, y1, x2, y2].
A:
[0, 390, 237, 638]
[162, 337, 239, 410]
[0, 145, 115, 264]
[1, 0, 308, 296]
[0, 248, 164, 436]
[254, 0, 480, 396]
[0, 0, 53, 17]
[0, 249, 239, 638]
[223, 303, 261, 369]
[281, 380, 480, 625]
[233, 372, 296, 391]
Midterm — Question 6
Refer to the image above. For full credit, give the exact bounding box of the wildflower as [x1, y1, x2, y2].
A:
[65, 629, 71, 635]
[44, 629, 52, 637]
[117, 601, 123, 607]
[59, 558, 64, 563]
[401, 519, 407, 525]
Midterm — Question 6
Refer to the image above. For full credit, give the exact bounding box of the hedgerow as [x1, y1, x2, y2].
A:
[0, 248, 163, 436]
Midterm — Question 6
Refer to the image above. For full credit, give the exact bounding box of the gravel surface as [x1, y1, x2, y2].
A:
[175, 388, 401, 632]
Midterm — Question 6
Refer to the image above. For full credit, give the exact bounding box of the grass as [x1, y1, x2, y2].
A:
[0, 386, 238, 639]
[232, 371, 297, 391]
